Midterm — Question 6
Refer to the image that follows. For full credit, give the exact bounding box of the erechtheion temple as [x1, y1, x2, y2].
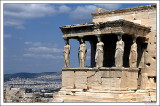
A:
[53, 4, 157, 102]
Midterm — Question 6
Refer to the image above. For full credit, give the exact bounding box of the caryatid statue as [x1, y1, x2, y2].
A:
[78, 38, 87, 67]
[115, 34, 124, 67]
[129, 37, 137, 67]
[95, 36, 104, 67]
[63, 38, 71, 68]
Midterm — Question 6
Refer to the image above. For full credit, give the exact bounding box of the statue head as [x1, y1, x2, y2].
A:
[117, 35, 122, 41]
[116, 32, 123, 41]
[133, 37, 136, 43]
[64, 38, 69, 45]
[97, 36, 101, 42]
[80, 38, 84, 44]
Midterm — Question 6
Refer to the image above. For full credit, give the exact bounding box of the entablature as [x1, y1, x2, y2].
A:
[60, 19, 151, 39]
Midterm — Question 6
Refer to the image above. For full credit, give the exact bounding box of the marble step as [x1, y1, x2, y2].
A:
[55, 94, 153, 102]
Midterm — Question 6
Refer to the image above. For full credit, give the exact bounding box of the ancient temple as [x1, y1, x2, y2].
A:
[53, 4, 156, 102]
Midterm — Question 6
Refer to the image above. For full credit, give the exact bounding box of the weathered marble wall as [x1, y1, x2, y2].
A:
[92, 5, 156, 89]
[62, 68, 139, 90]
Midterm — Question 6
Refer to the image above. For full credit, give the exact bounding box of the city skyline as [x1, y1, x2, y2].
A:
[4, 3, 152, 74]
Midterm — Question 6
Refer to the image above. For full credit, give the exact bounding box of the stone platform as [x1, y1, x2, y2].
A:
[52, 67, 156, 102]
[53, 89, 156, 102]
[61, 67, 139, 90]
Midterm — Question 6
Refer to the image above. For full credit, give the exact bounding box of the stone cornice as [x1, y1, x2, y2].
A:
[92, 4, 156, 17]
[60, 22, 94, 29]
[60, 19, 151, 39]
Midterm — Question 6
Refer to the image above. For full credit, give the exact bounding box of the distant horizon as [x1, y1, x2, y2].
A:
[4, 71, 62, 75]
[4, 3, 152, 74]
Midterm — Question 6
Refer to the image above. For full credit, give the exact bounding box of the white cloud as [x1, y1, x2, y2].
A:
[28, 46, 63, 53]
[4, 18, 25, 29]
[69, 4, 122, 23]
[4, 4, 71, 29]
[24, 41, 42, 46]
[70, 5, 97, 23]
[95, 4, 122, 10]
[4, 34, 12, 38]
[23, 53, 63, 59]
[4, 4, 56, 19]
[58, 5, 71, 13]
[4, 4, 122, 28]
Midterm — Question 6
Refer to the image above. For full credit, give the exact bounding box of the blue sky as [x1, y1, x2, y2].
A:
[4, 3, 152, 74]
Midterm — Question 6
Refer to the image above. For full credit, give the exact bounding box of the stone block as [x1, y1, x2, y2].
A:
[102, 71, 109, 78]
[134, 93, 150, 97]
[93, 17, 105, 23]
[141, 19, 156, 26]
[116, 98, 133, 102]
[60, 88, 83, 92]
[58, 91, 73, 95]
[150, 92, 156, 101]
[127, 71, 138, 90]
[62, 71, 75, 89]
[140, 73, 148, 89]
[147, 77, 156, 89]
[88, 89, 135, 94]
[87, 71, 102, 89]
[151, 24, 156, 31]
[148, 12, 156, 19]
[124, 14, 134, 21]
[131, 20, 141, 24]
[146, 63, 156, 77]
[134, 12, 149, 19]
[136, 96, 151, 102]
[110, 71, 122, 78]
[120, 71, 128, 90]
[106, 16, 124, 21]
[75, 71, 87, 89]
[76, 92, 119, 98]
[101, 78, 121, 90]
[102, 71, 122, 78]
[58, 95, 117, 102]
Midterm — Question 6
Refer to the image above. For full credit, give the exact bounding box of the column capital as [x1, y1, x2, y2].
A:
[78, 37, 85, 44]
[78, 36, 84, 39]
[63, 37, 70, 40]
[115, 32, 124, 36]
[96, 35, 102, 42]
[95, 34, 102, 37]
[132, 36, 137, 42]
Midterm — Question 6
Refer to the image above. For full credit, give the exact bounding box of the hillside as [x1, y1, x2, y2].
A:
[4, 72, 62, 82]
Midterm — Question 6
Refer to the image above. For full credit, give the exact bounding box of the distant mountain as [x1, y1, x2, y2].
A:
[4, 72, 62, 82]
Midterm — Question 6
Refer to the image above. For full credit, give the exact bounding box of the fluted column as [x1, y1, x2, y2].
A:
[129, 37, 138, 68]
[63, 38, 71, 68]
[115, 33, 124, 67]
[95, 35, 104, 67]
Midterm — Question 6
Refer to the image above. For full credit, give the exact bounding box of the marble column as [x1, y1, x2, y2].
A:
[129, 37, 137, 68]
[63, 38, 71, 68]
[115, 33, 124, 67]
[95, 35, 104, 67]
[78, 38, 87, 67]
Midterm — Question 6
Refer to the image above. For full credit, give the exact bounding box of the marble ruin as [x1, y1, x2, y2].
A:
[129, 37, 138, 68]
[115, 33, 124, 67]
[64, 38, 71, 68]
[78, 38, 87, 67]
[95, 36, 104, 67]
[54, 4, 157, 102]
